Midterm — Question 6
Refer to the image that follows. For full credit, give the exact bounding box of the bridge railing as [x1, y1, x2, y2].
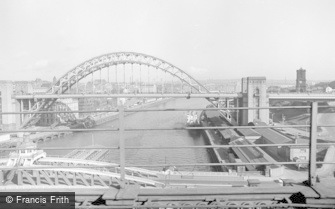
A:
[1, 95, 335, 188]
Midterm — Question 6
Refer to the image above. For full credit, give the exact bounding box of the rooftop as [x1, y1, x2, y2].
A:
[235, 128, 261, 137]
[252, 126, 293, 144]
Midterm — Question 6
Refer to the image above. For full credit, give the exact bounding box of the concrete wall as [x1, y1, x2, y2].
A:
[0, 81, 16, 130]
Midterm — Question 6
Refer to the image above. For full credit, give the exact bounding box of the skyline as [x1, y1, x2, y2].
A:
[1, 0, 335, 81]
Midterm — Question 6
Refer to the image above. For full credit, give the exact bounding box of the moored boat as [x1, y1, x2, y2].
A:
[186, 111, 201, 136]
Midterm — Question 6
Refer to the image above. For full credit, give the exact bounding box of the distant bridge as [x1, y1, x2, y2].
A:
[11, 52, 335, 129]
[17, 52, 213, 129]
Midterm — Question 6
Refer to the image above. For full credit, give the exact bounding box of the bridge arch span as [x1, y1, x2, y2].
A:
[21, 52, 210, 128]
[51, 52, 210, 94]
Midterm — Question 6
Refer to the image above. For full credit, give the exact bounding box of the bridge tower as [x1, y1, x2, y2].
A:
[237, 77, 269, 125]
[296, 68, 307, 93]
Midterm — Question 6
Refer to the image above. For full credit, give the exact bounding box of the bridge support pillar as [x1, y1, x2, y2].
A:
[239, 77, 269, 125]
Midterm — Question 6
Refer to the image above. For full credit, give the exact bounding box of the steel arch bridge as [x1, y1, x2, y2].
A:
[52, 52, 209, 94]
[39, 101, 77, 125]
[21, 52, 211, 128]
[53, 101, 77, 121]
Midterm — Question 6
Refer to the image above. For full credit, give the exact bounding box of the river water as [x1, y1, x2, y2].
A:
[39, 98, 213, 171]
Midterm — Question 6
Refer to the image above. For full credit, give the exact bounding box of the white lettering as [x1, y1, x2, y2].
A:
[16, 196, 47, 204]
[50, 196, 69, 204]
[16, 196, 22, 203]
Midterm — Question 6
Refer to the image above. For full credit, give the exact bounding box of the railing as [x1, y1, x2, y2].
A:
[1, 94, 335, 207]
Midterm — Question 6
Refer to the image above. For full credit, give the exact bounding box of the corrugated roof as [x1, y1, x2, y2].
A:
[205, 110, 239, 139]
[219, 129, 233, 139]
[230, 138, 278, 171]
[236, 128, 261, 137]
[254, 128, 292, 144]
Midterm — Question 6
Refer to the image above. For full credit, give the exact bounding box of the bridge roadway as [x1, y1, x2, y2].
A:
[268, 93, 335, 101]
[13, 92, 335, 100]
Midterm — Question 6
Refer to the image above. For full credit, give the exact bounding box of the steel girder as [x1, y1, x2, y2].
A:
[3, 168, 160, 188]
[21, 52, 211, 129]
[21, 98, 56, 128]
[51, 52, 210, 94]
[21, 100, 76, 128]
[51, 101, 77, 122]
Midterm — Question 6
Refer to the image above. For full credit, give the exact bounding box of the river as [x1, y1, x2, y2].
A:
[38, 98, 213, 171]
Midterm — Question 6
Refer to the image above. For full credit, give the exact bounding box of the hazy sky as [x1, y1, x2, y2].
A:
[1, 0, 335, 81]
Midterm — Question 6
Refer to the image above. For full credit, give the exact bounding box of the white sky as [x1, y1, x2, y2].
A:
[0, 0, 335, 81]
